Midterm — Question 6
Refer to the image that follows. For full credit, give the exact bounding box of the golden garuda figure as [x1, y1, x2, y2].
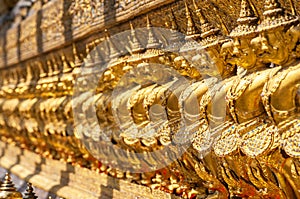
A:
[0, 0, 300, 198]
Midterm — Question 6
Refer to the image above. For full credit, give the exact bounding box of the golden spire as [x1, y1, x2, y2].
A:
[192, 0, 227, 49]
[0, 173, 22, 199]
[105, 29, 121, 59]
[84, 43, 95, 68]
[264, 0, 283, 15]
[239, 0, 256, 21]
[146, 15, 162, 49]
[230, 0, 258, 37]
[130, 21, 144, 54]
[23, 183, 38, 199]
[93, 40, 104, 64]
[166, 9, 184, 51]
[192, 0, 219, 39]
[258, 0, 298, 32]
[170, 8, 178, 31]
[288, 0, 296, 15]
[185, 1, 200, 40]
[72, 43, 82, 67]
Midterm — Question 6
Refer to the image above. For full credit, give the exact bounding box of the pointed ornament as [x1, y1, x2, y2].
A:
[105, 29, 122, 59]
[230, 0, 258, 37]
[0, 173, 22, 199]
[185, 1, 200, 40]
[130, 21, 144, 54]
[258, 0, 298, 32]
[146, 15, 162, 49]
[23, 183, 38, 199]
[193, 0, 219, 39]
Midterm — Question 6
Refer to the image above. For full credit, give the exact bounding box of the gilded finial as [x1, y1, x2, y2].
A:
[169, 9, 178, 31]
[72, 43, 81, 67]
[23, 183, 38, 199]
[264, 0, 283, 15]
[0, 173, 22, 199]
[166, 9, 184, 51]
[193, 0, 219, 39]
[105, 29, 121, 59]
[213, 6, 230, 35]
[257, 0, 298, 32]
[146, 15, 162, 49]
[288, 0, 296, 15]
[130, 21, 144, 53]
[192, 0, 225, 49]
[230, 0, 258, 37]
[84, 46, 94, 68]
[93, 40, 104, 64]
[239, 0, 256, 22]
[185, 1, 200, 40]
[192, 0, 202, 22]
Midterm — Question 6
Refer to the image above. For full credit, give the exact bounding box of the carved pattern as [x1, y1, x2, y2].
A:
[1, 0, 300, 198]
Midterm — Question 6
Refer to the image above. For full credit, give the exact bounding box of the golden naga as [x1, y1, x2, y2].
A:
[2, 0, 300, 198]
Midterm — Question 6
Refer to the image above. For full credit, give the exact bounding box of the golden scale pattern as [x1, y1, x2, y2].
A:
[0, 0, 300, 198]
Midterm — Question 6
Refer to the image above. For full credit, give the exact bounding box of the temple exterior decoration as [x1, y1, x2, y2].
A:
[0, 0, 300, 198]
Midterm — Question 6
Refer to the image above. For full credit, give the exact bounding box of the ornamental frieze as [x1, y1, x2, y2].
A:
[0, 0, 300, 198]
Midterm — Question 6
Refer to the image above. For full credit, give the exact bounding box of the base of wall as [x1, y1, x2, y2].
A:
[0, 140, 180, 199]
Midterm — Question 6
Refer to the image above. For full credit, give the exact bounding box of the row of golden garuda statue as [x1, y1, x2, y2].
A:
[1, 0, 300, 198]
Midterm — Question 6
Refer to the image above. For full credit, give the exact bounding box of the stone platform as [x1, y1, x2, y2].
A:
[0, 141, 180, 199]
